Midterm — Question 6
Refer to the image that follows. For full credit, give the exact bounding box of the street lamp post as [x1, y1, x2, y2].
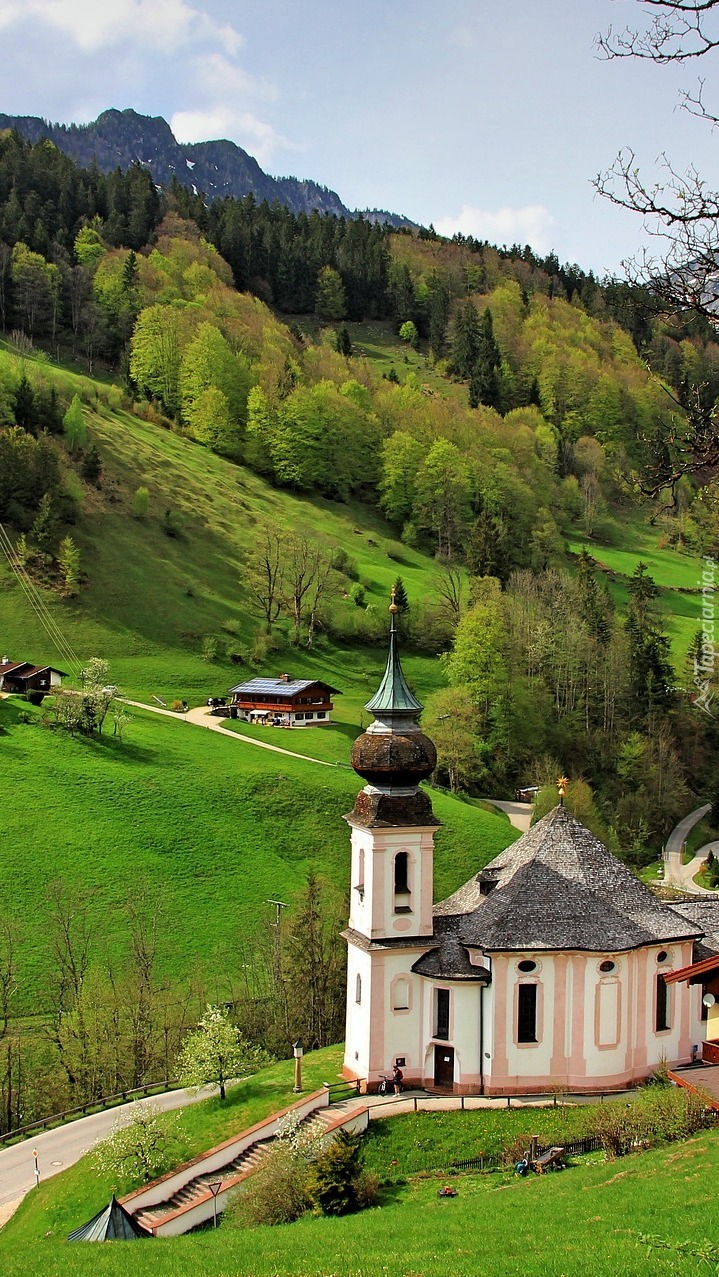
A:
[208, 1180, 222, 1229]
[293, 1039, 304, 1093]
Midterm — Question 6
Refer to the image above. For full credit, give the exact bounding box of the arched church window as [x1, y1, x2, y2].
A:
[434, 988, 450, 1040]
[394, 852, 411, 913]
[655, 974, 670, 1032]
[355, 973, 362, 1004]
[393, 978, 410, 1011]
[517, 983, 538, 1043]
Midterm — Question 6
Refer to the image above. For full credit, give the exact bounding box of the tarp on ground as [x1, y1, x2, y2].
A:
[67, 1195, 152, 1241]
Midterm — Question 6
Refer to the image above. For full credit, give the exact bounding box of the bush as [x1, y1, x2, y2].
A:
[202, 635, 218, 662]
[161, 508, 183, 538]
[132, 486, 150, 519]
[349, 582, 366, 607]
[307, 1128, 364, 1216]
[228, 1144, 310, 1227]
[355, 1168, 380, 1209]
[331, 547, 360, 580]
[594, 1087, 710, 1159]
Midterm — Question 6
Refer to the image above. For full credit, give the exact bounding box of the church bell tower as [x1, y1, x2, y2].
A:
[343, 591, 440, 1088]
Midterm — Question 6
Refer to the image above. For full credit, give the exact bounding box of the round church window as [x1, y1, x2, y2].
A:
[517, 959, 537, 973]
[599, 960, 615, 973]
[656, 950, 670, 964]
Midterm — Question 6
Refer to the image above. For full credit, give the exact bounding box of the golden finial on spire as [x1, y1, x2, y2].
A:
[557, 776, 570, 806]
[389, 585, 399, 614]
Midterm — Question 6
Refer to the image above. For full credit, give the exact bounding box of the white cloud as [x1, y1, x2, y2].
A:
[435, 204, 556, 254]
[171, 108, 293, 167]
[0, 0, 243, 54]
[192, 52, 276, 103]
[171, 50, 293, 166]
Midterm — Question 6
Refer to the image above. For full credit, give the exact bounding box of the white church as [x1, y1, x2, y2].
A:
[342, 599, 719, 1095]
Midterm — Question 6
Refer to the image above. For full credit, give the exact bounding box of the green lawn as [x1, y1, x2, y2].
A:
[0, 698, 517, 1011]
[362, 1105, 600, 1175]
[2, 1125, 717, 1276]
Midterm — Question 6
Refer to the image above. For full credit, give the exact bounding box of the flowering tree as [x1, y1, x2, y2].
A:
[177, 1005, 272, 1101]
[92, 1103, 177, 1184]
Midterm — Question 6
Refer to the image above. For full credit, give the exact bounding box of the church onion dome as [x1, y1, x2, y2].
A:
[350, 728, 437, 788]
[433, 804, 704, 954]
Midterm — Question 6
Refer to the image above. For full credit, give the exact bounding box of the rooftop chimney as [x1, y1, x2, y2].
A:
[279, 673, 289, 682]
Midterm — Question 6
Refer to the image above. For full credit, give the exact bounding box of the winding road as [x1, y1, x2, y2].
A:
[0, 1085, 220, 1227]
[664, 802, 717, 894]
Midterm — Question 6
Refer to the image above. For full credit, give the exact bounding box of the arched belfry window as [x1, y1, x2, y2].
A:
[394, 852, 411, 913]
[355, 973, 362, 1004]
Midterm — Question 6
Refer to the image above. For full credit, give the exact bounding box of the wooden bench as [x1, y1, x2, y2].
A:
[532, 1146, 565, 1173]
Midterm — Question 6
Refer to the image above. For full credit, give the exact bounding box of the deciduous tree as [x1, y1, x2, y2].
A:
[178, 1005, 271, 1101]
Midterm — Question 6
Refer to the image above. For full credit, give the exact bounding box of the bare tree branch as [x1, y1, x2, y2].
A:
[598, 1, 719, 63]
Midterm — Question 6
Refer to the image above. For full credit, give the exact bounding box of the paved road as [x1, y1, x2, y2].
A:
[671, 837, 719, 896]
[0, 1085, 218, 1218]
[664, 802, 713, 892]
[480, 799, 533, 833]
[119, 698, 336, 766]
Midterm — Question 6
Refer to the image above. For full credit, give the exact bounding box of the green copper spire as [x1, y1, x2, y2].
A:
[365, 589, 423, 716]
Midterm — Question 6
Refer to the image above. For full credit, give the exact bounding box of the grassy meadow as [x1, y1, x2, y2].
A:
[1, 1120, 717, 1276]
[568, 523, 704, 666]
[0, 696, 517, 1013]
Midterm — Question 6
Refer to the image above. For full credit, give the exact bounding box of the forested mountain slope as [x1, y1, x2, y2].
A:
[0, 130, 717, 855]
[0, 108, 416, 226]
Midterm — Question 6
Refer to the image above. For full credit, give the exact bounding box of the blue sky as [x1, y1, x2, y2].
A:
[0, 0, 717, 274]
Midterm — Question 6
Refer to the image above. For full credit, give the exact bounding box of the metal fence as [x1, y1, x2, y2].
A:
[0, 1079, 180, 1145]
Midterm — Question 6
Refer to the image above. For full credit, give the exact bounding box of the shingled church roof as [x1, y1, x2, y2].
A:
[433, 805, 703, 954]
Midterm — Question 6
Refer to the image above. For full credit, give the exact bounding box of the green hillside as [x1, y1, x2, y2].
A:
[0, 696, 516, 1014]
[2, 1117, 716, 1276]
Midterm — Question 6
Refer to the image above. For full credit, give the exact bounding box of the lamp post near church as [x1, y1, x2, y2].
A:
[293, 1039, 304, 1093]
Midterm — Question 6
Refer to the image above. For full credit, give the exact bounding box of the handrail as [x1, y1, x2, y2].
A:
[323, 1079, 361, 1101]
[0, 1078, 180, 1145]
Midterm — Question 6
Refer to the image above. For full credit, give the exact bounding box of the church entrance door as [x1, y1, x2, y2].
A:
[434, 1044, 454, 1088]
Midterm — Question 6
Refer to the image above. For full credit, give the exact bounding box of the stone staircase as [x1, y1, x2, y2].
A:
[132, 1102, 351, 1232]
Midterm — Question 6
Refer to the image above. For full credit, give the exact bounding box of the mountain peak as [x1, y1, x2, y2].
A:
[0, 108, 417, 227]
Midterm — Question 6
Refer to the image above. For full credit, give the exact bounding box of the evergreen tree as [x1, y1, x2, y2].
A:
[81, 444, 102, 486]
[626, 563, 675, 722]
[63, 394, 87, 452]
[13, 374, 36, 434]
[450, 299, 480, 379]
[315, 266, 347, 321]
[392, 576, 409, 614]
[307, 1128, 363, 1216]
[427, 273, 451, 360]
[468, 308, 501, 410]
[30, 491, 56, 556]
[57, 535, 81, 597]
[335, 325, 352, 357]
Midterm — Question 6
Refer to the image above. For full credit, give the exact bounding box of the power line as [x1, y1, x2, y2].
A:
[0, 523, 83, 677]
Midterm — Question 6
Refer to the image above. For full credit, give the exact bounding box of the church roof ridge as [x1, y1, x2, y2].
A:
[433, 804, 704, 952]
